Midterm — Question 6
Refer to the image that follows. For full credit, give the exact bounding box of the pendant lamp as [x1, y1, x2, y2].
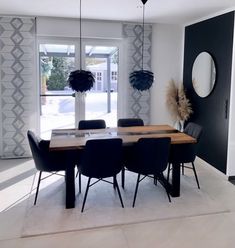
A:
[68, 0, 95, 92]
[129, 0, 154, 91]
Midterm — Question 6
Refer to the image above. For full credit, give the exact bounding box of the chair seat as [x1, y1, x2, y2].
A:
[78, 166, 121, 179]
[169, 144, 196, 164]
[125, 156, 158, 175]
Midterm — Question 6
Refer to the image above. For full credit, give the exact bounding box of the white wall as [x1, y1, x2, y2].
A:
[150, 23, 184, 125]
[36, 17, 123, 39]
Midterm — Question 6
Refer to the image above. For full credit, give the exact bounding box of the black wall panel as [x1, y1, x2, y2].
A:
[183, 12, 234, 174]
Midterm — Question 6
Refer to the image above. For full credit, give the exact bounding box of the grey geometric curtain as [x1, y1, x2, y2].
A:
[123, 23, 152, 124]
[0, 17, 36, 158]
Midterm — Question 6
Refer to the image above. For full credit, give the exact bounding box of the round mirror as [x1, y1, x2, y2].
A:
[192, 52, 216, 97]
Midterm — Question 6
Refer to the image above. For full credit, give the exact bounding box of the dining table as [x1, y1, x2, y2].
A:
[49, 125, 196, 208]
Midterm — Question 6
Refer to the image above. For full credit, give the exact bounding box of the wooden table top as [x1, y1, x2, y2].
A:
[49, 125, 196, 151]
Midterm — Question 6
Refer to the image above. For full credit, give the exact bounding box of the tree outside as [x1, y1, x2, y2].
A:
[40, 52, 116, 92]
[40, 57, 52, 104]
[47, 57, 74, 90]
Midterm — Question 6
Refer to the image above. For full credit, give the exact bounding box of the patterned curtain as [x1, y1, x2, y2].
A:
[0, 17, 36, 158]
[123, 23, 152, 124]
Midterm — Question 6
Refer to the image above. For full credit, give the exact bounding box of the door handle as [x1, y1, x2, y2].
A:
[225, 99, 229, 119]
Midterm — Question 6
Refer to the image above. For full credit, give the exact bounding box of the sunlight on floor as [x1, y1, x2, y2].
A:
[0, 159, 35, 212]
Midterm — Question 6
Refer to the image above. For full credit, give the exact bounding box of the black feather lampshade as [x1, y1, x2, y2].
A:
[67, 0, 95, 93]
[68, 70, 95, 92]
[129, 0, 154, 91]
[129, 70, 154, 91]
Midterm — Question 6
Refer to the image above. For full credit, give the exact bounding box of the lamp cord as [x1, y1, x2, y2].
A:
[79, 0, 82, 70]
[142, 3, 145, 70]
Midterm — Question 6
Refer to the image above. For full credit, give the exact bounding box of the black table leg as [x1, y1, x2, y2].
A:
[65, 164, 75, 209]
[169, 161, 180, 197]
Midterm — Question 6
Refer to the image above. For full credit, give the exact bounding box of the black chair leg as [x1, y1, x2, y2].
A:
[154, 175, 157, 185]
[192, 162, 200, 189]
[81, 177, 91, 212]
[132, 174, 141, 208]
[79, 172, 82, 193]
[167, 163, 171, 182]
[121, 168, 125, 189]
[34, 171, 42, 205]
[182, 163, 184, 175]
[166, 189, 171, 203]
[114, 177, 124, 208]
[159, 173, 171, 203]
[113, 176, 116, 189]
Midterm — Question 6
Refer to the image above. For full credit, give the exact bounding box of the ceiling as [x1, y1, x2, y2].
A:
[0, 0, 235, 24]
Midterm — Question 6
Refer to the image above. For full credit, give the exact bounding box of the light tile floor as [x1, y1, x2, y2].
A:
[1, 157, 235, 247]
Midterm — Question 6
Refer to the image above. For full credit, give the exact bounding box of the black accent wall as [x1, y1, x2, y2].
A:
[183, 12, 234, 174]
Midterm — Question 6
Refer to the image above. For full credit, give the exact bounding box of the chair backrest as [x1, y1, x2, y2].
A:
[80, 138, 123, 178]
[134, 138, 171, 175]
[184, 122, 203, 142]
[27, 130, 51, 171]
[117, 118, 144, 127]
[27, 130, 66, 172]
[78, 119, 106, 130]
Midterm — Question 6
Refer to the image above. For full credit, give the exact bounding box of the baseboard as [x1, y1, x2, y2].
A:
[228, 176, 235, 181]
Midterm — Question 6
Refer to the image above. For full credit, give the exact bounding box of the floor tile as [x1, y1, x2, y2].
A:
[0, 227, 128, 248]
[122, 212, 235, 248]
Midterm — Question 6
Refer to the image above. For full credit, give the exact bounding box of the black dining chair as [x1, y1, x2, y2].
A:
[117, 118, 144, 127]
[125, 137, 171, 207]
[117, 118, 144, 188]
[76, 119, 107, 190]
[78, 138, 124, 212]
[78, 119, 106, 130]
[27, 130, 77, 205]
[167, 122, 203, 189]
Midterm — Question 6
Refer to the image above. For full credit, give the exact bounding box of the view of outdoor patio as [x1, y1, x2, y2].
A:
[40, 91, 117, 139]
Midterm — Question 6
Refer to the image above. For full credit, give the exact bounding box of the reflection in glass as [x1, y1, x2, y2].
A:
[192, 52, 216, 97]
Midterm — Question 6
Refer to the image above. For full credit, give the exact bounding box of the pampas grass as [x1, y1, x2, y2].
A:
[166, 79, 193, 122]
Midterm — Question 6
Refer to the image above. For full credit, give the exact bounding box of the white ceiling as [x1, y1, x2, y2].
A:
[0, 0, 235, 24]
